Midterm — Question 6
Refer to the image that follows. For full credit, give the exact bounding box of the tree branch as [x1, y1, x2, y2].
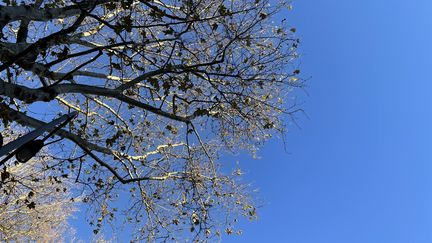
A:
[0, 82, 191, 123]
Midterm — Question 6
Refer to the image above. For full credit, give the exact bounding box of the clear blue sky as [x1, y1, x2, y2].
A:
[224, 1, 432, 242]
[71, 1, 432, 242]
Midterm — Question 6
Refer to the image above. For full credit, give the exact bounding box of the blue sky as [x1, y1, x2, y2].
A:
[69, 1, 432, 242]
[222, 1, 432, 243]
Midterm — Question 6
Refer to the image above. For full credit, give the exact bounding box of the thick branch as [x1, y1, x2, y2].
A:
[0, 82, 191, 123]
[0, 3, 90, 72]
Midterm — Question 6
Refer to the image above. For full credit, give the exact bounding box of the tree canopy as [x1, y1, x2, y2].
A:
[0, 0, 301, 240]
[0, 130, 76, 241]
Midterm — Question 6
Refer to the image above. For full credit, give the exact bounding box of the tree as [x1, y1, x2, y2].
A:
[0, 0, 301, 241]
[0, 130, 77, 242]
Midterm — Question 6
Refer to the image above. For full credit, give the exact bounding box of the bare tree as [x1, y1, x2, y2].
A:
[0, 0, 301, 241]
[0, 130, 77, 242]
